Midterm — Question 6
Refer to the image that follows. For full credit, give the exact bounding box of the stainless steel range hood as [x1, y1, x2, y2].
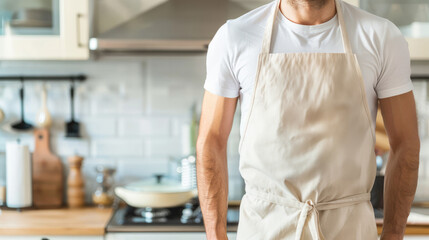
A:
[89, 0, 249, 52]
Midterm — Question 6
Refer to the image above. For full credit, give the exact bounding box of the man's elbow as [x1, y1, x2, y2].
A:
[196, 133, 227, 160]
[390, 136, 420, 171]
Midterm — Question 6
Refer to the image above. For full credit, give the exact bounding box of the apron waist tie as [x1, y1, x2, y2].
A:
[245, 188, 371, 240]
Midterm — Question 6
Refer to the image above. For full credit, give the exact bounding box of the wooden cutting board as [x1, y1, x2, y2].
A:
[32, 128, 64, 208]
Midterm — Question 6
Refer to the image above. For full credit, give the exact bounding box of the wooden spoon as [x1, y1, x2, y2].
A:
[36, 84, 52, 128]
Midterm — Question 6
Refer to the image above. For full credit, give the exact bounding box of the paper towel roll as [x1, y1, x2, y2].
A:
[6, 141, 32, 208]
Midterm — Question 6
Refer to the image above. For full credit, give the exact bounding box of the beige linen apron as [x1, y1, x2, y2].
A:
[237, 0, 378, 239]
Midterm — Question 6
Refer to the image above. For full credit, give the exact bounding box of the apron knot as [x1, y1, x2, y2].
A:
[304, 199, 315, 211]
[295, 199, 325, 240]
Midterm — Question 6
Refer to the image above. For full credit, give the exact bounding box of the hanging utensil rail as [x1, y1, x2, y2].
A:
[411, 75, 429, 80]
[0, 75, 86, 82]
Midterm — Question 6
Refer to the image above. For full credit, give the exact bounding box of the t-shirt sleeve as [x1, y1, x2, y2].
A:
[375, 21, 414, 99]
[204, 22, 240, 98]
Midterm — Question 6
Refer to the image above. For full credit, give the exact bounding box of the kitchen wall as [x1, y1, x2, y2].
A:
[0, 0, 428, 205]
[1, 59, 429, 204]
[0, 56, 243, 203]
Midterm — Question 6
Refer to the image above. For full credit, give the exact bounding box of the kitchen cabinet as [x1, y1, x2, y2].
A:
[343, 0, 429, 60]
[0, 0, 89, 60]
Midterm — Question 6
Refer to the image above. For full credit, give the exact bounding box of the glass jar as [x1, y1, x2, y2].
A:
[92, 165, 116, 208]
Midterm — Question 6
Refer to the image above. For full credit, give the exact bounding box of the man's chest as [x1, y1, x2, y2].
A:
[235, 46, 379, 99]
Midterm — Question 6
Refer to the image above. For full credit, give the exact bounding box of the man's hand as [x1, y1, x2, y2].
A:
[379, 91, 420, 239]
[196, 91, 238, 240]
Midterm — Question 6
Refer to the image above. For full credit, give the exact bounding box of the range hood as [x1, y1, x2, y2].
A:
[89, 0, 249, 52]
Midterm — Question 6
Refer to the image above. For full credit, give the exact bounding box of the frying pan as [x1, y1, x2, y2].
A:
[115, 174, 197, 208]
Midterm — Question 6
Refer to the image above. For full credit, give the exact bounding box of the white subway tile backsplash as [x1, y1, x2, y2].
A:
[170, 116, 191, 137]
[52, 137, 90, 157]
[90, 86, 121, 116]
[83, 118, 116, 137]
[118, 117, 169, 137]
[0, 58, 244, 202]
[92, 138, 144, 157]
[144, 137, 182, 158]
[118, 86, 145, 115]
[116, 159, 169, 183]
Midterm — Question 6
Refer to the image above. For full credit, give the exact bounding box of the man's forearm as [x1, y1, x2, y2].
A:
[381, 144, 419, 239]
[196, 141, 229, 240]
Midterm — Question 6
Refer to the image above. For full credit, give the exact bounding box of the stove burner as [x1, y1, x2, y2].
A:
[181, 203, 202, 223]
[136, 207, 171, 219]
[120, 198, 204, 225]
[107, 198, 240, 232]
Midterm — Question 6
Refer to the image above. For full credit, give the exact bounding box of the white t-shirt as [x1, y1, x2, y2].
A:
[203, 0, 413, 137]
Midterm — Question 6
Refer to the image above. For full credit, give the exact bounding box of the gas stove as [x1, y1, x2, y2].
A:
[106, 201, 239, 233]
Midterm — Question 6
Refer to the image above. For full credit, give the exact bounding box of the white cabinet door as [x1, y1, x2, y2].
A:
[0, 0, 89, 60]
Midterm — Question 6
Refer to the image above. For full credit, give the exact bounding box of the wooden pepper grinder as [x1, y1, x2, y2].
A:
[67, 155, 85, 208]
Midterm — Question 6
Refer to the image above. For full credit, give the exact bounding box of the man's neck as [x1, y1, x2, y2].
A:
[280, 0, 336, 25]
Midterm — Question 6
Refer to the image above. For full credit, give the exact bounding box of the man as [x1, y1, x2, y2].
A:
[196, 0, 420, 239]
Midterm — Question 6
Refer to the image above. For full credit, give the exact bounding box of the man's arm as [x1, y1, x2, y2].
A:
[379, 91, 420, 240]
[196, 90, 238, 240]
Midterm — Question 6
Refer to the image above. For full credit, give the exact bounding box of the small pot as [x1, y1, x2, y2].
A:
[115, 174, 197, 208]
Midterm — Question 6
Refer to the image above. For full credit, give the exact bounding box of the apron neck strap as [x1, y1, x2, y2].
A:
[261, 0, 282, 54]
[335, 0, 353, 54]
[261, 0, 353, 54]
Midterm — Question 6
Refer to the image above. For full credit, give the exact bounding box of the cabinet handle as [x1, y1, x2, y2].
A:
[76, 13, 84, 48]
[41, 238, 49, 240]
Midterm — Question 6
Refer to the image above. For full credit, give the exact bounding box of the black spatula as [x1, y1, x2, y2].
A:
[66, 82, 80, 138]
[11, 82, 33, 131]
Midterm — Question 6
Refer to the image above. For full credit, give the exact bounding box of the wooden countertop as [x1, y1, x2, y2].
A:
[1, 205, 429, 235]
[0, 207, 113, 236]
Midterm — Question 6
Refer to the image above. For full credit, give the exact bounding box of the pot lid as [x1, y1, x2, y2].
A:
[124, 174, 192, 193]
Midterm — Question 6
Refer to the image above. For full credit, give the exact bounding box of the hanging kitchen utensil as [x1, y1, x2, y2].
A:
[32, 128, 64, 208]
[35, 83, 52, 128]
[11, 80, 33, 131]
[66, 81, 80, 138]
